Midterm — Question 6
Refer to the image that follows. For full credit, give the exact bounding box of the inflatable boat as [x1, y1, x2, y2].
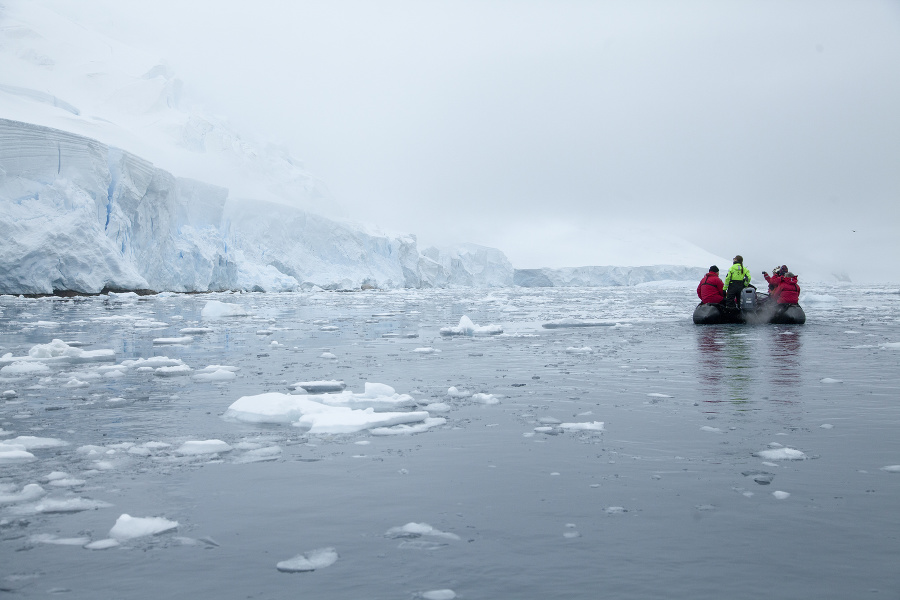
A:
[693, 287, 806, 325]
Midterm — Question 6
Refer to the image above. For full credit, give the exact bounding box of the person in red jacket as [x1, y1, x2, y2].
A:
[762, 265, 788, 292]
[697, 266, 725, 304]
[772, 272, 800, 304]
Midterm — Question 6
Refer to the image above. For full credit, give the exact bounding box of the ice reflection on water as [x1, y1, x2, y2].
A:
[1, 284, 899, 599]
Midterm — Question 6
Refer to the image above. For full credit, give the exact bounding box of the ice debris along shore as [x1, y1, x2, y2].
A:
[224, 383, 446, 435]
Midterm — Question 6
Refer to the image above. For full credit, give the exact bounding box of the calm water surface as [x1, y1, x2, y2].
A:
[1, 284, 898, 599]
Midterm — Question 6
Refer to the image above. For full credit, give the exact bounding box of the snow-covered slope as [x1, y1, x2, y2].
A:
[514, 265, 708, 287]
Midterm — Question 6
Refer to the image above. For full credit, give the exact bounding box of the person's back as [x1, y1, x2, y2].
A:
[723, 255, 751, 308]
[697, 266, 725, 304]
[775, 273, 800, 304]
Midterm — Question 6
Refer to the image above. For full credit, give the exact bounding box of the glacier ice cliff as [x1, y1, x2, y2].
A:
[514, 265, 708, 287]
[0, 119, 514, 294]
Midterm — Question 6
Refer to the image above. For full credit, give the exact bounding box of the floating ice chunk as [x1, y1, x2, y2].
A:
[440, 316, 503, 336]
[63, 378, 90, 388]
[289, 380, 346, 393]
[542, 319, 615, 329]
[234, 446, 282, 463]
[413, 347, 442, 354]
[422, 590, 457, 600]
[605, 506, 627, 514]
[49, 478, 86, 487]
[772, 491, 791, 500]
[879, 342, 900, 350]
[122, 357, 185, 369]
[320, 352, 337, 360]
[152, 336, 193, 345]
[370, 417, 447, 436]
[701, 426, 723, 433]
[296, 407, 429, 435]
[128, 446, 152, 457]
[647, 393, 672, 398]
[0, 483, 46, 505]
[319, 325, 339, 331]
[447, 387, 470, 398]
[363, 382, 396, 397]
[880, 465, 900, 473]
[198, 365, 239, 373]
[201, 301, 249, 319]
[155, 365, 193, 376]
[193, 369, 237, 382]
[180, 327, 213, 335]
[819, 378, 843, 384]
[9, 436, 69, 450]
[175, 440, 233, 456]
[754, 447, 807, 460]
[22, 339, 115, 364]
[385, 522, 460, 540]
[84, 538, 120, 550]
[109, 514, 178, 540]
[471, 393, 500, 405]
[224, 393, 429, 434]
[276, 547, 339, 572]
[566, 347, 593, 354]
[0, 445, 35, 464]
[18, 497, 113, 514]
[1, 361, 50, 375]
[820, 424, 834, 429]
[2, 389, 16, 398]
[30, 534, 91, 546]
[559, 421, 604, 431]
[424, 402, 451, 413]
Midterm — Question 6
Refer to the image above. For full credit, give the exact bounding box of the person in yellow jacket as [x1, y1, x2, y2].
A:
[723, 255, 752, 309]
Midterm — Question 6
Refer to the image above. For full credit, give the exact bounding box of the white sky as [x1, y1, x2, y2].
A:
[35, 1, 900, 280]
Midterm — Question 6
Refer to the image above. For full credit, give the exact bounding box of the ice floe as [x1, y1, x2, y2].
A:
[880, 465, 900, 473]
[754, 447, 808, 460]
[225, 386, 431, 435]
[558, 421, 604, 431]
[422, 590, 457, 600]
[276, 547, 339, 572]
[109, 514, 178, 540]
[175, 440, 233, 456]
[440, 315, 502, 336]
[566, 346, 593, 354]
[385, 522, 460, 540]
[201, 301, 250, 319]
[0, 483, 46, 505]
[152, 336, 193, 345]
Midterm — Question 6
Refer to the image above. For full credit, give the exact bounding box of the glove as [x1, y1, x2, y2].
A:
[762, 271, 767, 276]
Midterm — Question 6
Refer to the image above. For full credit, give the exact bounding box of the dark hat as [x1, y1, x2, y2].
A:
[709, 265, 719, 273]
[733, 255, 743, 263]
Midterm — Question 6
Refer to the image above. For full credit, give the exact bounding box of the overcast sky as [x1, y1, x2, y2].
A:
[45, 0, 900, 281]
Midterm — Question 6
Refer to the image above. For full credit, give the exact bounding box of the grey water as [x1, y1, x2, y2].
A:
[1, 284, 899, 599]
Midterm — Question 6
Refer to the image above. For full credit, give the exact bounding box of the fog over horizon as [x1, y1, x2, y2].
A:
[29, 0, 900, 282]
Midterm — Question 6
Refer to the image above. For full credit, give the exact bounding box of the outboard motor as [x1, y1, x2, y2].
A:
[740, 287, 758, 312]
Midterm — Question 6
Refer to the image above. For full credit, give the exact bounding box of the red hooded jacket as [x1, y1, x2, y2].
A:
[763, 272, 783, 292]
[697, 271, 725, 304]
[773, 275, 800, 304]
